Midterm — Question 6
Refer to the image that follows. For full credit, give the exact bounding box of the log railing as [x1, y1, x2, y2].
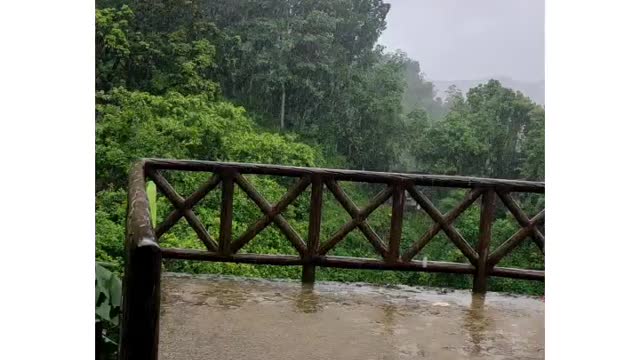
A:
[120, 158, 544, 359]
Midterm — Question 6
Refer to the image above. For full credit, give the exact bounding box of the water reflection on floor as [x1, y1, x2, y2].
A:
[159, 273, 544, 360]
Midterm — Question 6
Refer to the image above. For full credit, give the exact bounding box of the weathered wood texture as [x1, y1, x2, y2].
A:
[140, 159, 544, 286]
[155, 174, 221, 239]
[472, 190, 496, 293]
[302, 176, 324, 283]
[160, 248, 543, 280]
[232, 175, 310, 254]
[324, 179, 389, 257]
[144, 158, 545, 193]
[497, 190, 545, 252]
[387, 182, 406, 262]
[402, 188, 483, 262]
[234, 174, 308, 255]
[123, 159, 545, 359]
[318, 184, 392, 256]
[123, 159, 545, 358]
[488, 209, 545, 267]
[120, 161, 162, 360]
[218, 171, 235, 256]
[406, 185, 479, 266]
[147, 169, 217, 251]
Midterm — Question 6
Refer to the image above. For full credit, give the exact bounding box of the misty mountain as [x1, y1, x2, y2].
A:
[432, 77, 545, 105]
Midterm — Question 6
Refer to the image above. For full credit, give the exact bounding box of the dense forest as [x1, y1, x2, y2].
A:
[95, 0, 544, 311]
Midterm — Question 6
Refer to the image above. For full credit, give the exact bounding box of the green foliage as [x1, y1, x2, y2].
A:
[394, 50, 446, 120]
[96, 88, 318, 189]
[180, 0, 402, 170]
[146, 181, 157, 227]
[95, 5, 135, 91]
[522, 106, 545, 180]
[96, 188, 127, 265]
[95, 262, 122, 358]
[412, 80, 545, 180]
[96, 3, 222, 98]
[95, 1, 544, 301]
[95, 263, 121, 325]
[224, 132, 318, 167]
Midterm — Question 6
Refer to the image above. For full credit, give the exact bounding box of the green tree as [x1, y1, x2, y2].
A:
[96, 3, 222, 98]
[94, 2, 544, 298]
[522, 106, 545, 180]
[96, 88, 317, 189]
[393, 50, 446, 120]
[412, 80, 544, 180]
[199, 0, 399, 170]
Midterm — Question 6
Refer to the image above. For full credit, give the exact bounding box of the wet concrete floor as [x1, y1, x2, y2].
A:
[160, 273, 544, 360]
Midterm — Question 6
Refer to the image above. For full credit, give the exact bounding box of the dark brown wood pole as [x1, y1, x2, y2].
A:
[401, 188, 482, 261]
[234, 174, 308, 255]
[473, 189, 496, 293]
[120, 161, 162, 360]
[303, 176, 323, 283]
[231, 176, 310, 253]
[147, 169, 218, 252]
[144, 158, 545, 193]
[119, 242, 161, 360]
[496, 190, 545, 252]
[387, 182, 405, 262]
[160, 248, 543, 281]
[126, 159, 544, 312]
[219, 170, 235, 256]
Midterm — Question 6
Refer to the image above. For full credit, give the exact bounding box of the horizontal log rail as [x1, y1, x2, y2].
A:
[160, 249, 544, 280]
[144, 158, 545, 192]
[121, 158, 545, 359]
[141, 158, 545, 283]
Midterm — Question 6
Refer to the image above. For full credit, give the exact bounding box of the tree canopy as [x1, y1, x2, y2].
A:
[95, 0, 545, 308]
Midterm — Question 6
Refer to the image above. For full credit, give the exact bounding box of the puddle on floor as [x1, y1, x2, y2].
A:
[159, 273, 544, 360]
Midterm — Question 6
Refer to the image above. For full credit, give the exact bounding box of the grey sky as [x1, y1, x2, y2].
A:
[378, 0, 545, 82]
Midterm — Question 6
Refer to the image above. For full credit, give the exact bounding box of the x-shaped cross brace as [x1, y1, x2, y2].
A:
[496, 190, 545, 252]
[487, 190, 545, 267]
[148, 170, 220, 252]
[403, 186, 482, 266]
[231, 174, 310, 255]
[318, 180, 391, 258]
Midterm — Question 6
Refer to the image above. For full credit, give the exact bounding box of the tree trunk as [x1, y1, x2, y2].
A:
[280, 82, 286, 130]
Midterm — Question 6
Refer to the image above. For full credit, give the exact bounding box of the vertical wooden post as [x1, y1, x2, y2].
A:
[219, 171, 235, 256]
[119, 243, 162, 360]
[96, 321, 103, 360]
[387, 182, 405, 263]
[120, 161, 162, 360]
[303, 176, 323, 283]
[473, 189, 496, 293]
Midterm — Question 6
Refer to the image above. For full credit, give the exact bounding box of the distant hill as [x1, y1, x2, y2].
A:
[432, 77, 545, 105]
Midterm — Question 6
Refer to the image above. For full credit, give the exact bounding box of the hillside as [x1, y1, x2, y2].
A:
[433, 77, 544, 105]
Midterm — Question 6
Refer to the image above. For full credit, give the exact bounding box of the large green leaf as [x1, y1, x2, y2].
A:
[146, 181, 157, 227]
[95, 263, 122, 325]
[108, 273, 122, 307]
[95, 298, 113, 323]
[95, 262, 112, 283]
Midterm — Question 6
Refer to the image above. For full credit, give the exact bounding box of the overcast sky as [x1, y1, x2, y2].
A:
[378, 0, 544, 83]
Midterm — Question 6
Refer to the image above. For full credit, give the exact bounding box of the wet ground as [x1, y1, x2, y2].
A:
[160, 273, 544, 360]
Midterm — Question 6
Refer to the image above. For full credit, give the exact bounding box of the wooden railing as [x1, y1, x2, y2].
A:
[120, 158, 544, 360]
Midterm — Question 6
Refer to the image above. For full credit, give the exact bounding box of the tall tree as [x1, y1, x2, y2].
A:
[393, 51, 446, 120]
[412, 80, 544, 180]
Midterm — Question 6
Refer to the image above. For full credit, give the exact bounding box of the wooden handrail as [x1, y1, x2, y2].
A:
[121, 158, 545, 359]
[120, 161, 161, 360]
[143, 158, 545, 193]
[139, 158, 545, 282]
